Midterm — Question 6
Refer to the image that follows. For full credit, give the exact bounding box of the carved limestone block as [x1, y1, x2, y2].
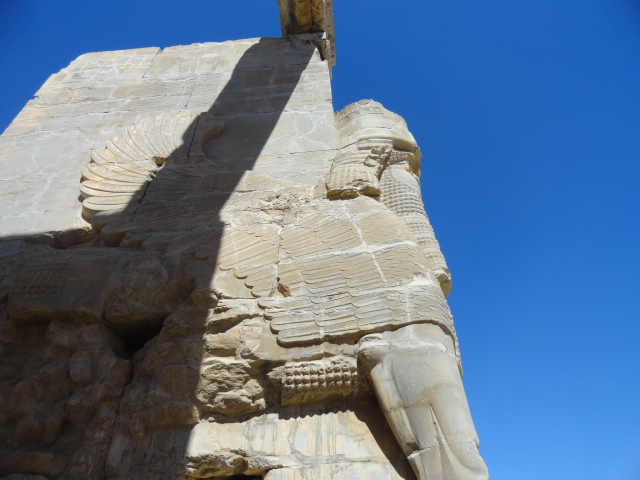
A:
[181, 449, 281, 479]
[0, 26, 488, 478]
[379, 164, 451, 294]
[195, 359, 266, 417]
[359, 324, 487, 480]
[277, 0, 335, 67]
[270, 356, 370, 406]
[330, 100, 452, 296]
[0, 316, 130, 478]
[80, 111, 198, 220]
[182, 400, 413, 480]
[335, 100, 421, 155]
[4, 251, 118, 322]
[2, 249, 182, 332]
[325, 164, 380, 198]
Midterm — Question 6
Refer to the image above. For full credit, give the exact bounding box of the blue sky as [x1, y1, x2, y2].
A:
[1, 1, 639, 478]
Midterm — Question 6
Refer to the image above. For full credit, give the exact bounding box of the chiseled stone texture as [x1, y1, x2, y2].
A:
[0, 36, 487, 480]
[0, 38, 334, 240]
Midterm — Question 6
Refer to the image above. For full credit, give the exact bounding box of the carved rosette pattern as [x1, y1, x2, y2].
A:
[279, 358, 370, 406]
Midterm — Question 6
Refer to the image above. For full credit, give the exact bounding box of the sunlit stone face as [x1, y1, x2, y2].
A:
[0, 26, 486, 479]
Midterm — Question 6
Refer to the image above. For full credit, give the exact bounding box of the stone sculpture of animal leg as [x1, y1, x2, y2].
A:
[359, 323, 489, 480]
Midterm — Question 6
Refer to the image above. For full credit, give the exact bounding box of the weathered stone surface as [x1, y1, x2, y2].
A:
[182, 400, 412, 479]
[277, 0, 335, 67]
[0, 18, 486, 480]
[0, 37, 331, 240]
[331, 99, 452, 295]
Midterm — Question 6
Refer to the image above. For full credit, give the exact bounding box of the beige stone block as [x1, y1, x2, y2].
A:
[146, 38, 322, 78]
[265, 462, 410, 480]
[185, 401, 408, 471]
[325, 163, 380, 198]
[0, 27, 487, 480]
[335, 99, 419, 153]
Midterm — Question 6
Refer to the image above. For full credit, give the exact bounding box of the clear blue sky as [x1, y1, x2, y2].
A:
[1, 1, 639, 479]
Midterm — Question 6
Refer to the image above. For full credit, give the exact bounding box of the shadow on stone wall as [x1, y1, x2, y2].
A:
[0, 37, 318, 480]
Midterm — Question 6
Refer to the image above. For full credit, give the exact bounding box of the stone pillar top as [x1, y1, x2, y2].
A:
[277, 0, 335, 66]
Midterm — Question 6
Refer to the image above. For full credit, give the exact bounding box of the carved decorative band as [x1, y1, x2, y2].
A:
[277, 358, 370, 406]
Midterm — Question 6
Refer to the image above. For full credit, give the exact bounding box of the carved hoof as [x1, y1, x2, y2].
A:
[357, 334, 388, 368]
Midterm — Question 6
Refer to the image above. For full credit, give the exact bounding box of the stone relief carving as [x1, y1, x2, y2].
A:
[270, 356, 370, 406]
[79, 111, 224, 227]
[80, 112, 196, 219]
[330, 99, 452, 295]
[91, 101, 483, 479]
[0, 99, 487, 478]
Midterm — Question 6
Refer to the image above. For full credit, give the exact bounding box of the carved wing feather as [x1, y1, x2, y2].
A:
[259, 203, 455, 346]
[80, 111, 198, 219]
[78, 112, 455, 346]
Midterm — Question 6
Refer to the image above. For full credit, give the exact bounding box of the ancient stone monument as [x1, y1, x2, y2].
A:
[0, 2, 488, 479]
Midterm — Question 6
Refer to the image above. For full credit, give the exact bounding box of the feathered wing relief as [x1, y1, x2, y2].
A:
[141, 191, 460, 353]
[216, 224, 281, 298]
[246, 201, 458, 354]
[79, 111, 199, 221]
[263, 285, 453, 346]
[76, 111, 458, 356]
